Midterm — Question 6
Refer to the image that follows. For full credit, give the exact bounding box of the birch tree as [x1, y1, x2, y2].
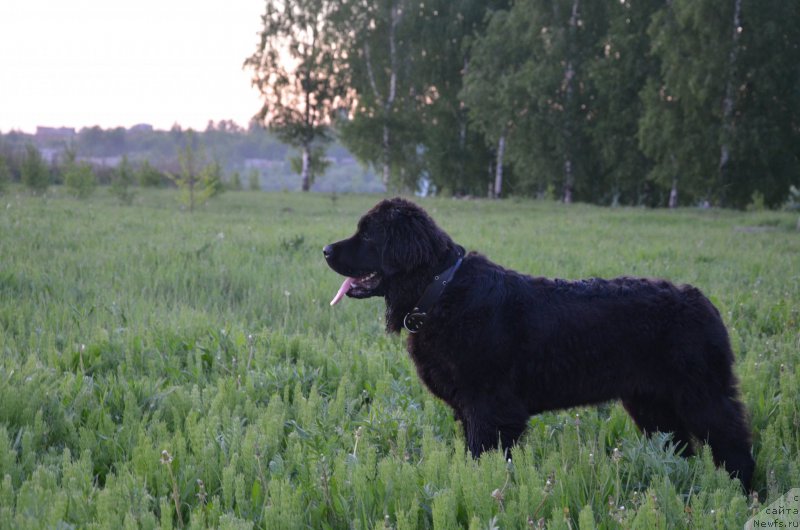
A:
[245, 0, 346, 191]
[461, 8, 523, 198]
[335, 0, 417, 189]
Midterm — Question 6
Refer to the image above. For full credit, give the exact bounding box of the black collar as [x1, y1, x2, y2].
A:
[403, 252, 464, 333]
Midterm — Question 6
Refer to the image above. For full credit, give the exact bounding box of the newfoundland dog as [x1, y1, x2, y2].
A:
[323, 197, 754, 490]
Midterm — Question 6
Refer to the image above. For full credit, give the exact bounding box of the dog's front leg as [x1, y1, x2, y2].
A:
[463, 404, 528, 459]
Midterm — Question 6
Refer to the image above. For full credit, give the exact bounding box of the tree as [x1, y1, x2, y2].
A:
[21, 144, 49, 194]
[639, 0, 740, 207]
[245, 0, 347, 191]
[334, 0, 422, 189]
[413, 0, 504, 196]
[721, 0, 800, 207]
[168, 131, 222, 211]
[585, 0, 661, 206]
[289, 144, 330, 184]
[462, 8, 530, 198]
[464, 0, 606, 201]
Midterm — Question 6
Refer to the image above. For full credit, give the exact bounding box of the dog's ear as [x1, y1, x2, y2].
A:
[381, 202, 444, 275]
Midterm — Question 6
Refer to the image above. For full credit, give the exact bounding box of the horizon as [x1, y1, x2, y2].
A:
[4, 121, 252, 136]
[0, 0, 265, 135]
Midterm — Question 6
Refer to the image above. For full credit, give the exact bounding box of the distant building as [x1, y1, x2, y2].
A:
[78, 156, 122, 168]
[39, 147, 64, 164]
[244, 158, 284, 170]
[35, 126, 76, 140]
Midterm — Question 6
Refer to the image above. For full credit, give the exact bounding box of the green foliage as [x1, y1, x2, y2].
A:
[289, 145, 330, 188]
[111, 155, 136, 205]
[0, 191, 798, 528]
[21, 144, 50, 194]
[138, 160, 166, 187]
[64, 160, 97, 199]
[201, 159, 226, 201]
[337, 0, 800, 205]
[746, 191, 766, 212]
[168, 131, 224, 211]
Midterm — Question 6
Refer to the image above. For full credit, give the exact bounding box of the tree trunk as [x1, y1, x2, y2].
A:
[382, 123, 390, 186]
[669, 178, 678, 208]
[494, 132, 506, 198]
[718, 0, 742, 203]
[563, 160, 573, 204]
[301, 144, 311, 192]
[561, 0, 580, 204]
[457, 56, 469, 189]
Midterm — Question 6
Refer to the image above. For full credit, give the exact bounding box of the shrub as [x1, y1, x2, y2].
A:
[137, 160, 165, 187]
[64, 161, 97, 198]
[111, 155, 136, 205]
[21, 144, 50, 194]
[746, 190, 766, 212]
[0, 155, 10, 194]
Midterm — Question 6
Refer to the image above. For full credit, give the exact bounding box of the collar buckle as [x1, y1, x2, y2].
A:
[403, 311, 427, 333]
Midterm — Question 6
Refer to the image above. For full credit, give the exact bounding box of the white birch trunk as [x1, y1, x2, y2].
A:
[301, 144, 310, 192]
[562, 0, 580, 204]
[364, 0, 401, 187]
[718, 0, 742, 198]
[494, 133, 506, 198]
[669, 179, 678, 208]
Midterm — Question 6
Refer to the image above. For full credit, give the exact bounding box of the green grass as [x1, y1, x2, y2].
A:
[0, 187, 798, 529]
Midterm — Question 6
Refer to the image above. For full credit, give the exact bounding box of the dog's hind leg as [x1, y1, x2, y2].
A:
[678, 392, 754, 490]
[622, 396, 695, 456]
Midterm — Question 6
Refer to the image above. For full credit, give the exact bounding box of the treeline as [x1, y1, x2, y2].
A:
[0, 122, 288, 175]
[0, 123, 381, 193]
[249, 0, 799, 207]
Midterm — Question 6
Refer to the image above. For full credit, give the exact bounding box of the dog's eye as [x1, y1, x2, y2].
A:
[361, 234, 372, 242]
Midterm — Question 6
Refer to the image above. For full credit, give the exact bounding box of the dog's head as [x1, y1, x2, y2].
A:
[324, 197, 453, 305]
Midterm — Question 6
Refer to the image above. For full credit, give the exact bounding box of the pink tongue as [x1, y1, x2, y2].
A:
[330, 277, 355, 306]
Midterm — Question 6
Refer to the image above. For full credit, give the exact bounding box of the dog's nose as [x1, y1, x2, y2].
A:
[322, 245, 333, 260]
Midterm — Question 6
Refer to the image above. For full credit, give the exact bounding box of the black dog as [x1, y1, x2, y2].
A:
[324, 197, 754, 490]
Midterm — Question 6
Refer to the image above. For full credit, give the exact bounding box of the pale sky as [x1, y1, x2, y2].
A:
[0, 0, 265, 134]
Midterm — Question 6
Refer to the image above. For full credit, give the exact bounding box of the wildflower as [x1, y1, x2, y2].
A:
[491, 488, 504, 504]
[160, 450, 173, 465]
[612, 447, 622, 463]
[196, 479, 207, 504]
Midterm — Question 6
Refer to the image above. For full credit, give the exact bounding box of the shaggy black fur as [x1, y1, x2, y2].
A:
[324, 197, 754, 490]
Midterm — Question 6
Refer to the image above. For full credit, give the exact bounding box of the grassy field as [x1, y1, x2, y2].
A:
[0, 188, 798, 529]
